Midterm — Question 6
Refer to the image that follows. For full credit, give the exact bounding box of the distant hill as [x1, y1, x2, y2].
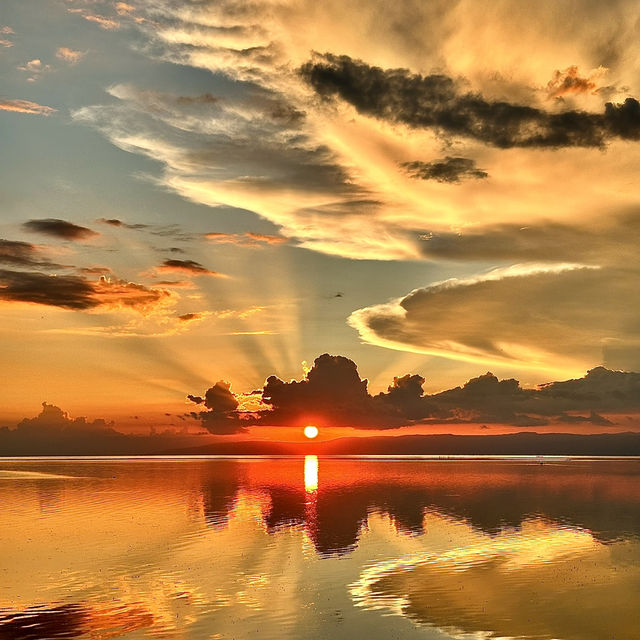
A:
[164, 432, 640, 457]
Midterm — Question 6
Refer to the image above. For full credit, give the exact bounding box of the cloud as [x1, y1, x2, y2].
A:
[349, 263, 640, 375]
[17, 59, 53, 81]
[401, 157, 488, 183]
[0, 98, 56, 116]
[16, 402, 116, 434]
[177, 312, 208, 323]
[78, 266, 112, 275]
[545, 65, 619, 100]
[115, 2, 135, 16]
[301, 53, 640, 148]
[204, 232, 288, 246]
[74, 84, 423, 261]
[56, 47, 86, 64]
[96, 217, 149, 230]
[68, 10, 120, 30]
[416, 211, 640, 263]
[189, 381, 247, 434]
[72, 0, 640, 264]
[0, 26, 13, 47]
[0, 270, 171, 311]
[23, 218, 98, 240]
[0, 239, 62, 269]
[188, 353, 640, 432]
[158, 259, 222, 277]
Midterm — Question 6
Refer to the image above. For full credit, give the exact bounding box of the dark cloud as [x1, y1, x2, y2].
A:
[260, 354, 383, 426]
[537, 366, 640, 412]
[98, 218, 125, 226]
[97, 218, 149, 230]
[401, 157, 488, 183]
[17, 403, 117, 435]
[301, 53, 640, 148]
[0, 270, 170, 311]
[159, 259, 222, 277]
[0, 269, 98, 309]
[177, 312, 205, 322]
[189, 381, 246, 434]
[189, 354, 640, 433]
[23, 218, 98, 240]
[0, 239, 40, 266]
[0, 239, 62, 269]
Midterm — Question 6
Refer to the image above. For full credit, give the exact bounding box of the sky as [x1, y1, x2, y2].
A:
[1, 0, 640, 434]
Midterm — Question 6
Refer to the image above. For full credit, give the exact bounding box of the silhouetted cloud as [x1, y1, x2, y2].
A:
[158, 259, 222, 277]
[189, 381, 247, 434]
[301, 53, 640, 148]
[189, 354, 640, 432]
[23, 218, 98, 240]
[401, 157, 488, 183]
[17, 402, 117, 434]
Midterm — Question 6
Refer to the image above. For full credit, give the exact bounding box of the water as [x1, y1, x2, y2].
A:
[0, 457, 638, 640]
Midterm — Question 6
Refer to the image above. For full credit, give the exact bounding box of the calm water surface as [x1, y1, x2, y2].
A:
[0, 457, 639, 640]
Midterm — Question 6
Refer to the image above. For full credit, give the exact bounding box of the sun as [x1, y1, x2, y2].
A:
[304, 425, 319, 439]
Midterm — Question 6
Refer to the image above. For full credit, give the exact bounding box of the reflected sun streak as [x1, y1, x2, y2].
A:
[304, 455, 318, 493]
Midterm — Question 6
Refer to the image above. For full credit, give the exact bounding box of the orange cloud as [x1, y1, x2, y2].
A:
[547, 65, 606, 99]
[115, 2, 135, 15]
[0, 99, 56, 116]
[0, 270, 171, 312]
[67, 9, 120, 30]
[205, 232, 288, 247]
[56, 47, 86, 64]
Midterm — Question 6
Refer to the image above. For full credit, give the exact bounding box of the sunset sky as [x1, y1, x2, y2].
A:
[2, 0, 640, 432]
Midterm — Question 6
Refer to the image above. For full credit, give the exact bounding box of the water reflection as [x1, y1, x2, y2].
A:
[0, 457, 638, 640]
[304, 455, 318, 493]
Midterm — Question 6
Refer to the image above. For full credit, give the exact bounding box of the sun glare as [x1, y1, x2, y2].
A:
[304, 425, 319, 439]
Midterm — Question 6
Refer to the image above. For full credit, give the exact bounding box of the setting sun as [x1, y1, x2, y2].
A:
[304, 425, 319, 439]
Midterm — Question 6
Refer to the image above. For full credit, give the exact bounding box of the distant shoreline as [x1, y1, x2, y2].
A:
[1, 432, 640, 457]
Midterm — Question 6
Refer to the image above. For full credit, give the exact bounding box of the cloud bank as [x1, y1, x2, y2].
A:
[189, 353, 640, 433]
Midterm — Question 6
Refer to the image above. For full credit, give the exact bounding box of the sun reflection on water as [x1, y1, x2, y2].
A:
[304, 455, 318, 493]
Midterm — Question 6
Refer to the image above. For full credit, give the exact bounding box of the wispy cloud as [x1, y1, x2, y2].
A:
[0, 98, 56, 116]
[204, 232, 288, 246]
[157, 259, 224, 277]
